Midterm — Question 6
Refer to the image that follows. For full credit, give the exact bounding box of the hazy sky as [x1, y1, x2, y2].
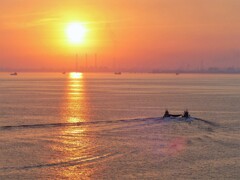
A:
[0, 0, 240, 71]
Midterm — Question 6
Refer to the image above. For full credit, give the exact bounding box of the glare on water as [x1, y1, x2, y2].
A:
[0, 73, 239, 179]
[63, 72, 87, 123]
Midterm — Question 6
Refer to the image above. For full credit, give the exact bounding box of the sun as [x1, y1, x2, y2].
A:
[66, 22, 87, 44]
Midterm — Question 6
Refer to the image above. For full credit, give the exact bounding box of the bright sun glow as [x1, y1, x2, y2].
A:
[69, 72, 83, 79]
[66, 22, 87, 44]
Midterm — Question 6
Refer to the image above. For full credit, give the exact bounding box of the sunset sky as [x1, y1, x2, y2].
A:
[0, 0, 239, 71]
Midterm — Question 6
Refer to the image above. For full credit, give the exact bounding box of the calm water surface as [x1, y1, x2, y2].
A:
[0, 73, 239, 179]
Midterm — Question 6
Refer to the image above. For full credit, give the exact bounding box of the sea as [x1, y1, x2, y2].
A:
[0, 72, 239, 179]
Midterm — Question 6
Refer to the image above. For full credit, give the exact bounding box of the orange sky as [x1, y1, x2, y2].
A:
[0, 0, 240, 71]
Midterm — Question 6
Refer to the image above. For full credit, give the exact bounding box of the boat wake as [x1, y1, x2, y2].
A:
[0, 116, 218, 131]
[0, 152, 119, 171]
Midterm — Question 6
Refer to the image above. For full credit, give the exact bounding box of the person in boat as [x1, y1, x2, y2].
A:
[163, 109, 170, 118]
[182, 110, 190, 118]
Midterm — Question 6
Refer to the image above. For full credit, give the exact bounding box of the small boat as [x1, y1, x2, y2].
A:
[114, 72, 122, 75]
[163, 109, 189, 118]
[10, 72, 17, 76]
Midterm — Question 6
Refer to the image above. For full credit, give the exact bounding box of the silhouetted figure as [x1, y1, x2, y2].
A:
[163, 109, 170, 118]
[183, 110, 190, 118]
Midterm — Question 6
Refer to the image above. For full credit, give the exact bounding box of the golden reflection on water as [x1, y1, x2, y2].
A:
[58, 72, 96, 178]
[69, 72, 83, 79]
[65, 72, 87, 123]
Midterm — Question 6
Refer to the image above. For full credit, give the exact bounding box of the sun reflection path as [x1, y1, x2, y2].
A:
[69, 72, 83, 79]
[65, 72, 87, 123]
[56, 72, 98, 178]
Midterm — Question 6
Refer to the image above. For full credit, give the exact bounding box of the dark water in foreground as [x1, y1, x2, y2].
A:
[0, 73, 239, 179]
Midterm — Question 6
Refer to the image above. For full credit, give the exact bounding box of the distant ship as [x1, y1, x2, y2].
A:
[114, 72, 122, 75]
[10, 72, 18, 76]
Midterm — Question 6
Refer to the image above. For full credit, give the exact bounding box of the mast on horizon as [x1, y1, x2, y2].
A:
[75, 54, 78, 72]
